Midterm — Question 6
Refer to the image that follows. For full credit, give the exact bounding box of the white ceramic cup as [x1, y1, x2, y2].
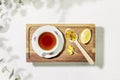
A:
[32, 26, 59, 57]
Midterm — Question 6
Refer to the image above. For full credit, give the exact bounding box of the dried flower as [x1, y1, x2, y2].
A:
[14, 0, 23, 5]
[15, 75, 21, 80]
[32, 0, 43, 9]
[4, 0, 13, 9]
[0, 58, 3, 62]
[0, 0, 2, 5]
[2, 66, 9, 73]
[9, 68, 14, 79]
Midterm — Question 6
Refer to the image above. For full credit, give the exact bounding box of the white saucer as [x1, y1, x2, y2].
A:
[31, 25, 64, 58]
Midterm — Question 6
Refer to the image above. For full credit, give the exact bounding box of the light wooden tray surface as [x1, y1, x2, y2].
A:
[26, 24, 95, 62]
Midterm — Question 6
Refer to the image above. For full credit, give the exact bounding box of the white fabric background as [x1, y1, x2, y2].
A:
[0, 0, 120, 80]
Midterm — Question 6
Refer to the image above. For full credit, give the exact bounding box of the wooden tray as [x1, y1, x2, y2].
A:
[26, 24, 95, 62]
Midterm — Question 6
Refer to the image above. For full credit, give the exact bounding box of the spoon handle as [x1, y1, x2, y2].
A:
[75, 41, 94, 64]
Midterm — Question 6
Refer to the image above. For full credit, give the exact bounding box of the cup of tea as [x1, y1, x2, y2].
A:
[38, 31, 59, 53]
[32, 26, 59, 57]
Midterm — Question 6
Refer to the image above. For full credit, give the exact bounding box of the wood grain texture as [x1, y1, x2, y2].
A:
[26, 24, 95, 62]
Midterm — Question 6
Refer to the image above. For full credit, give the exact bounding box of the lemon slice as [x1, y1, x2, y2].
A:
[81, 29, 91, 44]
[68, 45, 74, 55]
